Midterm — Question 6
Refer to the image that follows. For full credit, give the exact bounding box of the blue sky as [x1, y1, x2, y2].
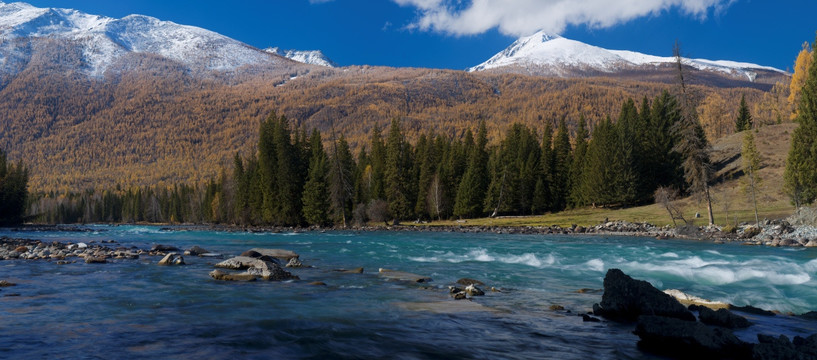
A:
[26, 1, 817, 71]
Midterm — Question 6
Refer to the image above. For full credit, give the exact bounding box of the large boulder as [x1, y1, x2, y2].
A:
[634, 315, 751, 359]
[246, 260, 298, 281]
[694, 306, 750, 329]
[593, 269, 694, 322]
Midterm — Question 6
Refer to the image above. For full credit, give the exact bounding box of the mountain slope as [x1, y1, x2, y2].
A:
[470, 31, 787, 87]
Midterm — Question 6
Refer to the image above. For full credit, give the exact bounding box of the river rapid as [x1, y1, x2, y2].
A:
[1, 225, 816, 359]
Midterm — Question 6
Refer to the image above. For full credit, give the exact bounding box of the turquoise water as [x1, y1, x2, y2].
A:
[1, 226, 816, 359]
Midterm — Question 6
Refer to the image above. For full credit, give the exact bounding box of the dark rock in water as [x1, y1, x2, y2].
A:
[576, 288, 602, 294]
[593, 269, 694, 322]
[456, 278, 485, 286]
[448, 286, 463, 294]
[452, 292, 467, 300]
[797, 311, 817, 321]
[308, 281, 327, 286]
[696, 307, 750, 329]
[730, 304, 776, 316]
[549, 305, 565, 311]
[634, 315, 751, 359]
[151, 244, 179, 252]
[752, 334, 817, 360]
[240, 250, 262, 258]
[209, 269, 257, 282]
[84, 256, 107, 264]
[184, 246, 208, 256]
[0, 280, 16, 287]
[582, 314, 601, 322]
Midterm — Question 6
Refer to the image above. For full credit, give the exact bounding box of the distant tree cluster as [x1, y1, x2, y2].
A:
[224, 91, 697, 227]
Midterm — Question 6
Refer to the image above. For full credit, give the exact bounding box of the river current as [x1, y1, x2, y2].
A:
[1, 226, 816, 359]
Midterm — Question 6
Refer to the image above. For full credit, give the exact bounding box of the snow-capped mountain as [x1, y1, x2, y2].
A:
[470, 31, 786, 82]
[0, 1, 294, 77]
[265, 47, 336, 67]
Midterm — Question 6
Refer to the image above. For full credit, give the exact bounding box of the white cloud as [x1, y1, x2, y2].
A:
[392, 0, 734, 36]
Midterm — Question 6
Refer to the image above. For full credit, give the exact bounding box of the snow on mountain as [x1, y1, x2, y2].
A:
[470, 30, 785, 82]
[0, 1, 283, 77]
[265, 47, 336, 67]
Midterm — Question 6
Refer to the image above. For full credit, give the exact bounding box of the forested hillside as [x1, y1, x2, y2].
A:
[0, 63, 781, 192]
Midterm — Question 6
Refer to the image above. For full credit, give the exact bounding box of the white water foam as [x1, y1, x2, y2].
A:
[408, 248, 555, 268]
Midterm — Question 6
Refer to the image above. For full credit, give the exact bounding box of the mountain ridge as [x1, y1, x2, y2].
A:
[469, 31, 786, 83]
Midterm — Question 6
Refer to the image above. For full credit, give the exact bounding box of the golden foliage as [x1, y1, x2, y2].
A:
[0, 62, 775, 192]
[788, 42, 813, 120]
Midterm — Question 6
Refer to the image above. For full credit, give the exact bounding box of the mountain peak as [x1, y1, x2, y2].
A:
[265, 47, 337, 67]
[469, 31, 786, 83]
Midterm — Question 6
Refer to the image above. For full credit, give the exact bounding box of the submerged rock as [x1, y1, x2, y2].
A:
[378, 268, 432, 283]
[333, 267, 364, 274]
[593, 269, 694, 322]
[0, 280, 16, 287]
[582, 314, 601, 322]
[84, 256, 107, 264]
[209, 269, 257, 282]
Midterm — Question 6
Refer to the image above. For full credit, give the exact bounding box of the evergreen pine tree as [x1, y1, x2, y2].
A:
[532, 122, 554, 212]
[369, 124, 387, 201]
[785, 36, 817, 206]
[551, 118, 572, 211]
[384, 118, 413, 223]
[735, 94, 753, 132]
[329, 134, 356, 227]
[453, 121, 489, 218]
[567, 115, 589, 208]
[302, 130, 330, 226]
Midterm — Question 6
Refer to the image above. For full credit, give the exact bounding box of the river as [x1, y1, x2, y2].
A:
[1, 225, 816, 359]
